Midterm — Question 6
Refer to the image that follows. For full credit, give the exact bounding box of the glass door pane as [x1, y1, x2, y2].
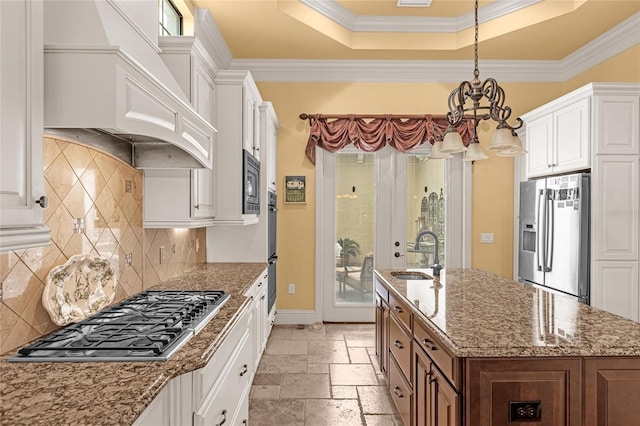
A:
[405, 154, 446, 270]
[335, 152, 375, 305]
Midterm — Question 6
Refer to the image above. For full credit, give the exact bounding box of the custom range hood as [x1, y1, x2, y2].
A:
[43, 0, 214, 169]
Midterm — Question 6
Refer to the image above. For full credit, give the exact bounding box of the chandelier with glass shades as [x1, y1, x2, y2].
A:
[437, 0, 527, 161]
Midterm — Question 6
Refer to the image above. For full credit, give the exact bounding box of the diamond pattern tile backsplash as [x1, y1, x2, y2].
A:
[0, 137, 206, 354]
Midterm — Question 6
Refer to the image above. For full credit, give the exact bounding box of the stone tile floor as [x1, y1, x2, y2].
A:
[249, 323, 403, 425]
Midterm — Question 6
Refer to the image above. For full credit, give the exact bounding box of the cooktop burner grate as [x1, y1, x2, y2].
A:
[9, 290, 230, 362]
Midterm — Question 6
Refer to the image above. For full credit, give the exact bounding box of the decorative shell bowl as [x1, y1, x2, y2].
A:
[42, 254, 117, 326]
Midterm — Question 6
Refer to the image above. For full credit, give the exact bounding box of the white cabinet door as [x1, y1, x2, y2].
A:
[592, 155, 639, 261]
[526, 114, 553, 178]
[593, 95, 640, 155]
[0, 0, 49, 251]
[592, 261, 639, 322]
[243, 85, 261, 160]
[260, 102, 279, 193]
[552, 98, 590, 175]
[192, 168, 215, 219]
[144, 169, 214, 228]
[525, 98, 590, 178]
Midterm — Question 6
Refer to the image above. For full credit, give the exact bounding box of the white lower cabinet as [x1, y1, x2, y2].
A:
[134, 301, 255, 425]
[592, 261, 639, 321]
[193, 327, 253, 426]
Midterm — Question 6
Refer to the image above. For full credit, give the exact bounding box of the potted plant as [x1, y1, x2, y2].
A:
[337, 237, 361, 266]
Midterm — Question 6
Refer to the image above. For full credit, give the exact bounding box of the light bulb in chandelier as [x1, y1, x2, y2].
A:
[440, 127, 467, 154]
[462, 142, 489, 162]
[429, 141, 454, 160]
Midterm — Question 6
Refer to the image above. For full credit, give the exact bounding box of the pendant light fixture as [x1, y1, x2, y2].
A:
[440, 0, 525, 160]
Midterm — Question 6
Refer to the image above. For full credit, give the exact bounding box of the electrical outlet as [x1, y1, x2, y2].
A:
[195, 238, 200, 253]
[480, 233, 494, 243]
[171, 243, 176, 254]
[509, 401, 541, 422]
[288, 283, 295, 294]
[159, 246, 165, 264]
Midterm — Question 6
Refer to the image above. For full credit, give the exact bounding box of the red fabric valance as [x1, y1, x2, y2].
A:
[302, 114, 474, 164]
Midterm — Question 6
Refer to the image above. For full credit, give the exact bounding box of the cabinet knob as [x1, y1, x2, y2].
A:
[240, 364, 248, 377]
[194, 204, 199, 210]
[261, 295, 265, 300]
[393, 340, 404, 349]
[393, 306, 403, 313]
[35, 195, 48, 208]
[393, 386, 403, 398]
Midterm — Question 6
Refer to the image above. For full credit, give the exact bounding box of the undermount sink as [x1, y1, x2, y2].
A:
[390, 271, 433, 280]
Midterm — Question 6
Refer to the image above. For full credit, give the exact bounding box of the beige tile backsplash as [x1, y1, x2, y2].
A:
[0, 137, 206, 354]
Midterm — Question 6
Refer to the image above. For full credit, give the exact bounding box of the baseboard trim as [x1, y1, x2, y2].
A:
[273, 309, 317, 325]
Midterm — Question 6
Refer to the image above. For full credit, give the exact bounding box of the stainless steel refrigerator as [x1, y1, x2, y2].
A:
[518, 172, 590, 304]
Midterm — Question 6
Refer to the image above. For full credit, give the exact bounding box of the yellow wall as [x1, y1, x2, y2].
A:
[258, 47, 640, 310]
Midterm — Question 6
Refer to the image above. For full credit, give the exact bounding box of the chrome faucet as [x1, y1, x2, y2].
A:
[414, 230, 443, 276]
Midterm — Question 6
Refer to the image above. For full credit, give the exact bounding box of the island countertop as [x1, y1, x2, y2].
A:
[0, 262, 267, 426]
[375, 268, 640, 358]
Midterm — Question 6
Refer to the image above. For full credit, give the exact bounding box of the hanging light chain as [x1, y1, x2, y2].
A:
[474, 0, 479, 80]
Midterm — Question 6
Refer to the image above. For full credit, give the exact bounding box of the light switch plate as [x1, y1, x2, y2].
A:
[480, 233, 494, 243]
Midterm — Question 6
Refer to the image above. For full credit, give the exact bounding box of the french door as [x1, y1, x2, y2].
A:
[316, 146, 469, 323]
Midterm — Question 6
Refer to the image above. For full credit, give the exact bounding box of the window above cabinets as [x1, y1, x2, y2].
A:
[159, 0, 182, 36]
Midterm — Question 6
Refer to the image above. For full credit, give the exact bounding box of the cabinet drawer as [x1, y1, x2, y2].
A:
[389, 314, 412, 383]
[389, 356, 412, 426]
[414, 318, 459, 390]
[389, 292, 412, 332]
[375, 277, 389, 302]
[194, 329, 253, 426]
[194, 303, 253, 406]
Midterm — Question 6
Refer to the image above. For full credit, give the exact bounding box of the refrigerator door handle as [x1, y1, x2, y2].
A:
[536, 189, 545, 272]
[545, 194, 554, 272]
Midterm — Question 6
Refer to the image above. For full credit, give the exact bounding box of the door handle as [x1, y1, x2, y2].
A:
[536, 189, 545, 272]
[545, 195, 554, 272]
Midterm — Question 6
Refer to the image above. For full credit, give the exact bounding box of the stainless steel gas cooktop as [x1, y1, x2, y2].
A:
[9, 290, 230, 362]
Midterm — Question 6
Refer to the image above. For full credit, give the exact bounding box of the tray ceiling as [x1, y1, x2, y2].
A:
[192, 0, 640, 61]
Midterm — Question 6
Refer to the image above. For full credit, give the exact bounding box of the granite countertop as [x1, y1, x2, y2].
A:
[0, 262, 267, 426]
[376, 268, 640, 358]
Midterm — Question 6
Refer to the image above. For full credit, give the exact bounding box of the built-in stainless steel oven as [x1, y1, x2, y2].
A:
[243, 149, 260, 214]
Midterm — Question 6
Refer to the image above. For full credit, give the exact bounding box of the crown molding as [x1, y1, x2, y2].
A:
[193, 8, 232, 72]
[229, 58, 563, 83]
[561, 11, 640, 81]
[229, 11, 639, 83]
[300, 0, 540, 33]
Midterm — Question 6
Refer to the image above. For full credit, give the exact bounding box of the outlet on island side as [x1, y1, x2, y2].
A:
[288, 283, 295, 294]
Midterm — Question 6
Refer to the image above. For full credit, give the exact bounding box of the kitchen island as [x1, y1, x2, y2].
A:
[375, 268, 640, 426]
[0, 262, 267, 425]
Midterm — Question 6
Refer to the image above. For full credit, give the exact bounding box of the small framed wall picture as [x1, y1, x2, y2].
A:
[284, 175, 306, 203]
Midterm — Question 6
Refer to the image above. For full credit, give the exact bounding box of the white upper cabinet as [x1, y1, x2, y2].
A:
[212, 70, 263, 225]
[593, 95, 639, 155]
[142, 37, 218, 228]
[524, 97, 590, 178]
[0, 0, 50, 252]
[244, 82, 262, 161]
[260, 102, 280, 193]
